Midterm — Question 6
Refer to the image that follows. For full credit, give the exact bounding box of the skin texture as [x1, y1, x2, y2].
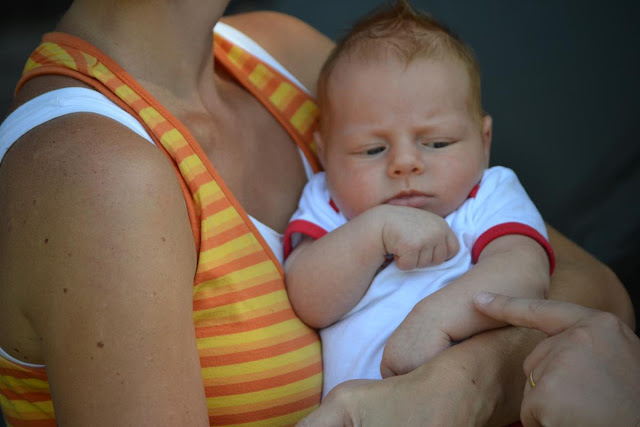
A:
[0, 1, 634, 425]
[474, 293, 640, 427]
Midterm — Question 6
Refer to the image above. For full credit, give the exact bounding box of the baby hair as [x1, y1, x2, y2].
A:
[317, 0, 483, 120]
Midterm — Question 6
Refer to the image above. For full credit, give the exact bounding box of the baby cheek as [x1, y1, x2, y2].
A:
[440, 169, 479, 214]
[335, 189, 368, 219]
[337, 183, 376, 219]
[326, 175, 358, 219]
[327, 165, 382, 218]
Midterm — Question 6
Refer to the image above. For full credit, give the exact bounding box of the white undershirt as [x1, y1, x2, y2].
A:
[0, 22, 314, 367]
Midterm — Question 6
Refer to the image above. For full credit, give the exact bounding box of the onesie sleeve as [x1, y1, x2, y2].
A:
[467, 166, 555, 273]
[283, 172, 348, 260]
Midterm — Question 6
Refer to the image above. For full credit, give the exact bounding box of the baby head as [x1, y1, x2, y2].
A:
[315, 0, 493, 220]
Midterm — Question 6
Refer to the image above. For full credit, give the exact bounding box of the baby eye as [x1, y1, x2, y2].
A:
[364, 146, 386, 155]
[423, 141, 450, 149]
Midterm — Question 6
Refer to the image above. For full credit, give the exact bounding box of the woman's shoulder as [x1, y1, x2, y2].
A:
[0, 106, 197, 360]
[220, 11, 334, 95]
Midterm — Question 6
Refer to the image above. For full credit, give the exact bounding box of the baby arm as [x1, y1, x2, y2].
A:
[284, 204, 459, 328]
[381, 233, 550, 377]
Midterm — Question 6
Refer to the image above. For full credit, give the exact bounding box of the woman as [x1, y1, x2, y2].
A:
[0, 1, 633, 425]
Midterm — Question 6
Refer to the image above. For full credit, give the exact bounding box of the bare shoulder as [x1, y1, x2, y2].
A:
[221, 11, 334, 95]
[0, 112, 196, 343]
[0, 114, 207, 424]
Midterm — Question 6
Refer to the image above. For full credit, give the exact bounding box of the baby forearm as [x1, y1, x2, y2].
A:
[415, 234, 549, 341]
[285, 204, 459, 329]
[284, 210, 388, 328]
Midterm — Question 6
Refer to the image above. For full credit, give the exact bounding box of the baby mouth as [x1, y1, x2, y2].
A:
[384, 191, 431, 208]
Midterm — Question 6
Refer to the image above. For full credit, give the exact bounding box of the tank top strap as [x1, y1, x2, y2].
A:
[17, 32, 206, 251]
[213, 34, 322, 173]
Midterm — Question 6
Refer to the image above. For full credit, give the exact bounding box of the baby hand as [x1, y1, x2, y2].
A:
[377, 205, 459, 270]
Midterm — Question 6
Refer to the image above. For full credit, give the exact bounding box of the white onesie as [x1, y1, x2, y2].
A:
[284, 166, 555, 397]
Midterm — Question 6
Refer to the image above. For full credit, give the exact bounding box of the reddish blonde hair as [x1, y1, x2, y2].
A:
[317, 0, 484, 123]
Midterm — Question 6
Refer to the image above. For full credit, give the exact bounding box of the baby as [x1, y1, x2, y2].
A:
[283, 0, 555, 397]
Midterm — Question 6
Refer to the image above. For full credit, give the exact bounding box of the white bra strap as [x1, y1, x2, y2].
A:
[0, 87, 155, 164]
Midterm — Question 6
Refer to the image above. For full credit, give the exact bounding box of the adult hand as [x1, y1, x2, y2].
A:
[474, 292, 640, 427]
[297, 342, 496, 427]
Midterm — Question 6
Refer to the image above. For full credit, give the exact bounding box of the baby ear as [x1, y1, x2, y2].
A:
[481, 115, 493, 159]
[314, 131, 327, 168]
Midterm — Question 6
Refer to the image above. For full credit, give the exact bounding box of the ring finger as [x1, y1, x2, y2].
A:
[522, 333, 565, 377]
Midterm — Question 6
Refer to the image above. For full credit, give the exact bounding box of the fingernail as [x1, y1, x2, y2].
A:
[474, 292, 495, 305]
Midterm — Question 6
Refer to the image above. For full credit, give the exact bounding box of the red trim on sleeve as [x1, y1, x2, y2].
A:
[329, 199, 339, 213]
[472, 222, 556, 274]
[468, 183, 480, 199]
[283, 220, 328, 260]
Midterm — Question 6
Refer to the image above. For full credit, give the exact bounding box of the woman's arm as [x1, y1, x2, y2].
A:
[299, 324, 543, 426]
[2, 115, 209, 426]
[544, 224, 634, 327]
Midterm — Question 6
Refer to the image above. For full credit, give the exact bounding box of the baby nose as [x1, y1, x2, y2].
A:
[388, 149, 424, 177]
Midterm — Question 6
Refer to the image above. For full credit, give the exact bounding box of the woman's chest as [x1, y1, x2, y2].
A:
[182, 104, 308, 234]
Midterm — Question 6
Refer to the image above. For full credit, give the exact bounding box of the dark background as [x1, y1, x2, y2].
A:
[0, 1, 638, 423]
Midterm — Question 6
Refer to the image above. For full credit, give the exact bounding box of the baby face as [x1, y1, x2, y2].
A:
[318, 56, 492, 220]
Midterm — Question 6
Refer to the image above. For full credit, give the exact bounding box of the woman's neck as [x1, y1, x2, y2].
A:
[56, 0, 228, 101]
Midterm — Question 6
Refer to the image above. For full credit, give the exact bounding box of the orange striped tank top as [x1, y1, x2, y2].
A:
[0, 30, 322, 426]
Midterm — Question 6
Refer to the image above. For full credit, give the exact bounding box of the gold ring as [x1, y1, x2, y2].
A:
[529, 371, 536, 388]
